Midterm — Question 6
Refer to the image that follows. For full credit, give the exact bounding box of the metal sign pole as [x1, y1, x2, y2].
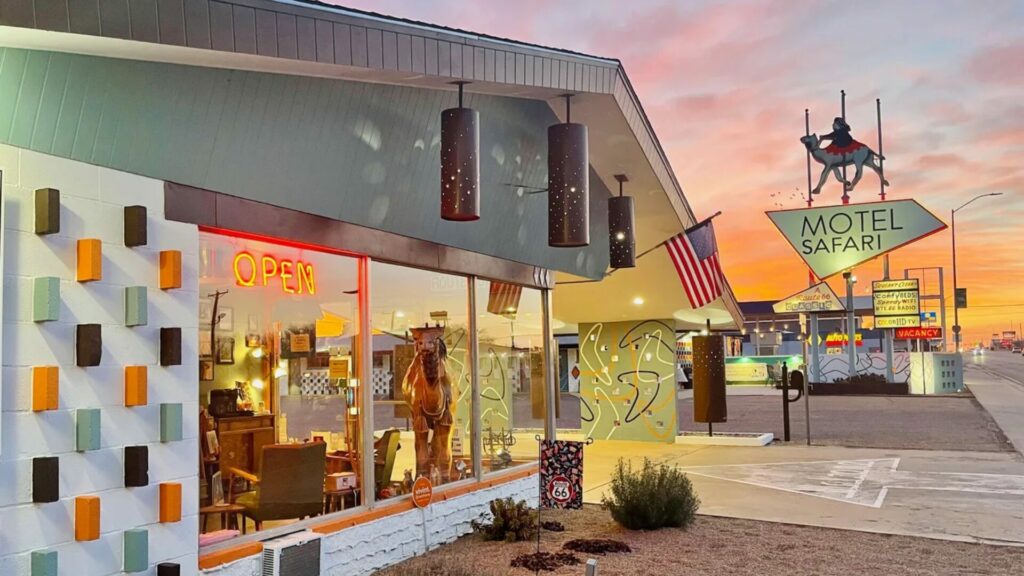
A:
[878, 98, 895, 383]
[804, 108, 814, 445]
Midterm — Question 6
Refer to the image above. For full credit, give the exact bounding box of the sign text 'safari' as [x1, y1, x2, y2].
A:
[233, 252, 316, 295]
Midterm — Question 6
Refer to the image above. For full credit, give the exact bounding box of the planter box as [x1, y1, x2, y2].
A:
[675, 431, 774, 446]
[809, 382, 909, 395]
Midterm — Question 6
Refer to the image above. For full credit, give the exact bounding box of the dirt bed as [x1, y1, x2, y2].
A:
[376, 505, 1024, 576]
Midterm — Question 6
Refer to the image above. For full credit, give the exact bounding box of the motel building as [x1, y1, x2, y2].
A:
[0, 2, 744, 575]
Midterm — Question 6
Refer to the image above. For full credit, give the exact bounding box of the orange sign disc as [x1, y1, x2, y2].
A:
[412, 476, 433, 508]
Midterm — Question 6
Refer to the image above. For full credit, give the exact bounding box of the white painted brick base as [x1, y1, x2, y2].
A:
[203, 474, 538, 576]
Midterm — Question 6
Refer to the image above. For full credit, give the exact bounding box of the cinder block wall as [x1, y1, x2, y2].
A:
[203, 474, 538, 576]
[0, 144, 200, 575]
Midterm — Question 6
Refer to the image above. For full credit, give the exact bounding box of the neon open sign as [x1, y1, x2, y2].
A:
[233, 252, 316, 295]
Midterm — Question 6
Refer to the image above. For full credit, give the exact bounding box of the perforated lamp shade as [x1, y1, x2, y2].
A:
[608, 194, 635, 269]
[440, 84, 480, 221]
[547, 122, 589, 247]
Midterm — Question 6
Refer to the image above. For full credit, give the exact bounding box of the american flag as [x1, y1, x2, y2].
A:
[665, 220, 724, 309]
[487, 281, 522, 318]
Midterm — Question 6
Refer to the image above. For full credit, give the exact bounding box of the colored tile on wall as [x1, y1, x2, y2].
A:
[76, 324, 102, 367]
[34, 188, 60, 235]
[74, 496, 100, 541]
[124, 365, 148, 406]
[124, 205, 148, 247]
[157, 562, 181, 576]
[159, 250, 182, 290]
[160, 328, 182, 366]
[32, 457, 59, 504]
[125, 286, 148, 326]
[32, 366, 59, 411]
[31, 549, 57, 576]
[124, 446, 149, 487]
[123, 529, 148, 573]
[75, 408, 101, 451]
[32, 277, 60, 322]
[76, 239, 102, 282]
[160, 403, 182, 442]
[159, 482, 182, 523]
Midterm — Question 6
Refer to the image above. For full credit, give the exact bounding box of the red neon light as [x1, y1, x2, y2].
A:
[233, 251, 316, 295]
[895, 327, 942, 340]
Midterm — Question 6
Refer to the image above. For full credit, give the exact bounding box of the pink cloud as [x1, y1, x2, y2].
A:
[968, 38, 1024, 86]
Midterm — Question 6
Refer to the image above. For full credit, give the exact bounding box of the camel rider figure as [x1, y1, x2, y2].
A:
[819, 117, 865, 156]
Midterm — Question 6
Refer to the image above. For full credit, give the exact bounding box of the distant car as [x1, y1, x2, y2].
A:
[1013, 346, 1023, 354]
[972, 347, 985, 356]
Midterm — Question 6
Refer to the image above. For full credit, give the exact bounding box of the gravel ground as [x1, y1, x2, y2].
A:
[678, 393, 1013, 452]
[377, 505, 1024, 576]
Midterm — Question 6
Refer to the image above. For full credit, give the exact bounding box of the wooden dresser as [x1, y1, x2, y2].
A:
[217, 415, 275, 475]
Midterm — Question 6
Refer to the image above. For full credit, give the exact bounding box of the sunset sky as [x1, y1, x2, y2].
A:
[327, 0, 1024, 345]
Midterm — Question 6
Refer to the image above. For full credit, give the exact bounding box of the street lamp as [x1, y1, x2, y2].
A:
[952, 192, 1002, 352]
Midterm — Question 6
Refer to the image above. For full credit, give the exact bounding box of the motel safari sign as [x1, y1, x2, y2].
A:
[766, 199, 946, 279]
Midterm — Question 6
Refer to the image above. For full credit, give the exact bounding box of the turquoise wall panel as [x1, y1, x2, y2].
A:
[124, 286, 148, 327]
[32, 277, 60, 322]
[160, 404, 182, 442]
[31, 550, 57, 576]
[75, 408, 101, 451]
[0, 49, 610, 278]
[123, 528, 148, 572]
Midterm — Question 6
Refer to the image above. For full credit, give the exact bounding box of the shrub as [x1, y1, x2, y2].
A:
[602, 458, 700, 530]
[832, 373, 887, 385]
[471, 497, 537, 542]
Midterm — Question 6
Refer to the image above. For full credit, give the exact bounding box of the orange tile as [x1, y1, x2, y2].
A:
[76, 239, 102, 282]
[75, 496, 100, 541]
[159, 251, 181, 290]
[159, 482, 182, 523]
[124, 366, 148, 407]
[32, 366, 59, 411]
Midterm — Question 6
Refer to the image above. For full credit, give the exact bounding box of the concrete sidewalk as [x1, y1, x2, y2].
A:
[580, 440, 1024, 546]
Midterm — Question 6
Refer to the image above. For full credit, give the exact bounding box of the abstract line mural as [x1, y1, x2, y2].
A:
[578, 320, 677, 442]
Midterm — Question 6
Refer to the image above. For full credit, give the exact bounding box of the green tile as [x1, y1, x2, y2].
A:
[31, 550, 57, 576]
[160, 404, 182, 442]
[124, 286, 148, 327]
[32, 277, 60, 322]
[75, 408, 101, 452]
[123, 528, 148, 573]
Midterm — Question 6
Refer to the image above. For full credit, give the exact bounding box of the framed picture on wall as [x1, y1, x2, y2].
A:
[280, 323, 316, 359]
[199, 359, 214, 381]
[216, 337, 235, 365]
[199, 332, 213, 358]
[199, 299, 213, 326]
[216, 307, 233, 331]
[245, 333, 262, 348]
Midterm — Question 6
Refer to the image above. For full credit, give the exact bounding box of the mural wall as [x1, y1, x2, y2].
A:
[578, 320, 677, 443]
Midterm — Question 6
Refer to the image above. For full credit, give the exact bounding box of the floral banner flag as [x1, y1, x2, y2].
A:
[540, 439, 583, 509]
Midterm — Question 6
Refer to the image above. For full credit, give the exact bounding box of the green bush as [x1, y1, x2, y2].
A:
[471, 497, 537, 542]
[602, 458, 700, 530]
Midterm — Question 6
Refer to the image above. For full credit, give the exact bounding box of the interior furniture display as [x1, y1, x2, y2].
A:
[374, 429, 401, 495]
[199, 503, 246, 534]
[216, 414, 275, 477]
[227, 442, 327, 531]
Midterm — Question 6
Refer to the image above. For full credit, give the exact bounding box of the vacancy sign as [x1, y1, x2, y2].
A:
[773, 282, 845, 314]
[873, 279, 921, 328]
[766, 200, 946, 280]
[895, 327, 942, 340]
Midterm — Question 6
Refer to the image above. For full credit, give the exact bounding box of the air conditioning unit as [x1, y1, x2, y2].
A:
[261, 531, 322, 576]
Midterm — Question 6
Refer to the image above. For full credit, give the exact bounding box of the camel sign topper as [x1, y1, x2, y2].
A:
[802, 117, 889, 199]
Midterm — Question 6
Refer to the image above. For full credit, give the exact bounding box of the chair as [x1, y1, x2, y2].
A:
[374, 429, 401, 494]
[227, 442, 326, 531]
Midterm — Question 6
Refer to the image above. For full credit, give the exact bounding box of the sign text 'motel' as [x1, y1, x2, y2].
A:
[766, 200, 947, 279]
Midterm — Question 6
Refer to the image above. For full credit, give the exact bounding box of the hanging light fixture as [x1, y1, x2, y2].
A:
[608, 174, 635, 268]
[548, 94, 589, 247]
[440, 81, 480, 221]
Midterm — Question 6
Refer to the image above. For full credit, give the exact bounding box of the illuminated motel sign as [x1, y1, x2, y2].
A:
[233, 252, 316, 295]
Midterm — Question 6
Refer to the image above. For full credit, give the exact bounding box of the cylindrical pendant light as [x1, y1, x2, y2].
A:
[608, 174, 635, 268]
[441, 81, 480, 221]
[548, 94, 589, 247]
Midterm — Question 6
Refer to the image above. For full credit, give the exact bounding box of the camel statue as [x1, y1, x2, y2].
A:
[801, 134, 889, 198]
[401, 325, 456, 482]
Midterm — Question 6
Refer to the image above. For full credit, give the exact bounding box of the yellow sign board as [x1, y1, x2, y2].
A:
[876, 315, 922, 329]
[329, 357, 350, 380]
[872, 278, 920, 328]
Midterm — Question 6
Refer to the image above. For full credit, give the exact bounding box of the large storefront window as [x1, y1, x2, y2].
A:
[371, 263, 471, 498]
[197, 233, 363, 541]
[475, 279, 544, 473]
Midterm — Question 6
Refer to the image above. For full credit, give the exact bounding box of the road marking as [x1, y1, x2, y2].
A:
[681, 458, 1024, 508]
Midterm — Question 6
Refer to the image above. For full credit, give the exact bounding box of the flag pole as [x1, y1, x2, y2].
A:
[878, 97, 896, 384]
[803, 108, 815, 446]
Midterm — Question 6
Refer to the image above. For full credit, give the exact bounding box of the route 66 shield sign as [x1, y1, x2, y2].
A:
[540, 440, 583, 509]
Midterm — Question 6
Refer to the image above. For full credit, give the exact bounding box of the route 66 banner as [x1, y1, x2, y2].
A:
[540, 440, 583, 509]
